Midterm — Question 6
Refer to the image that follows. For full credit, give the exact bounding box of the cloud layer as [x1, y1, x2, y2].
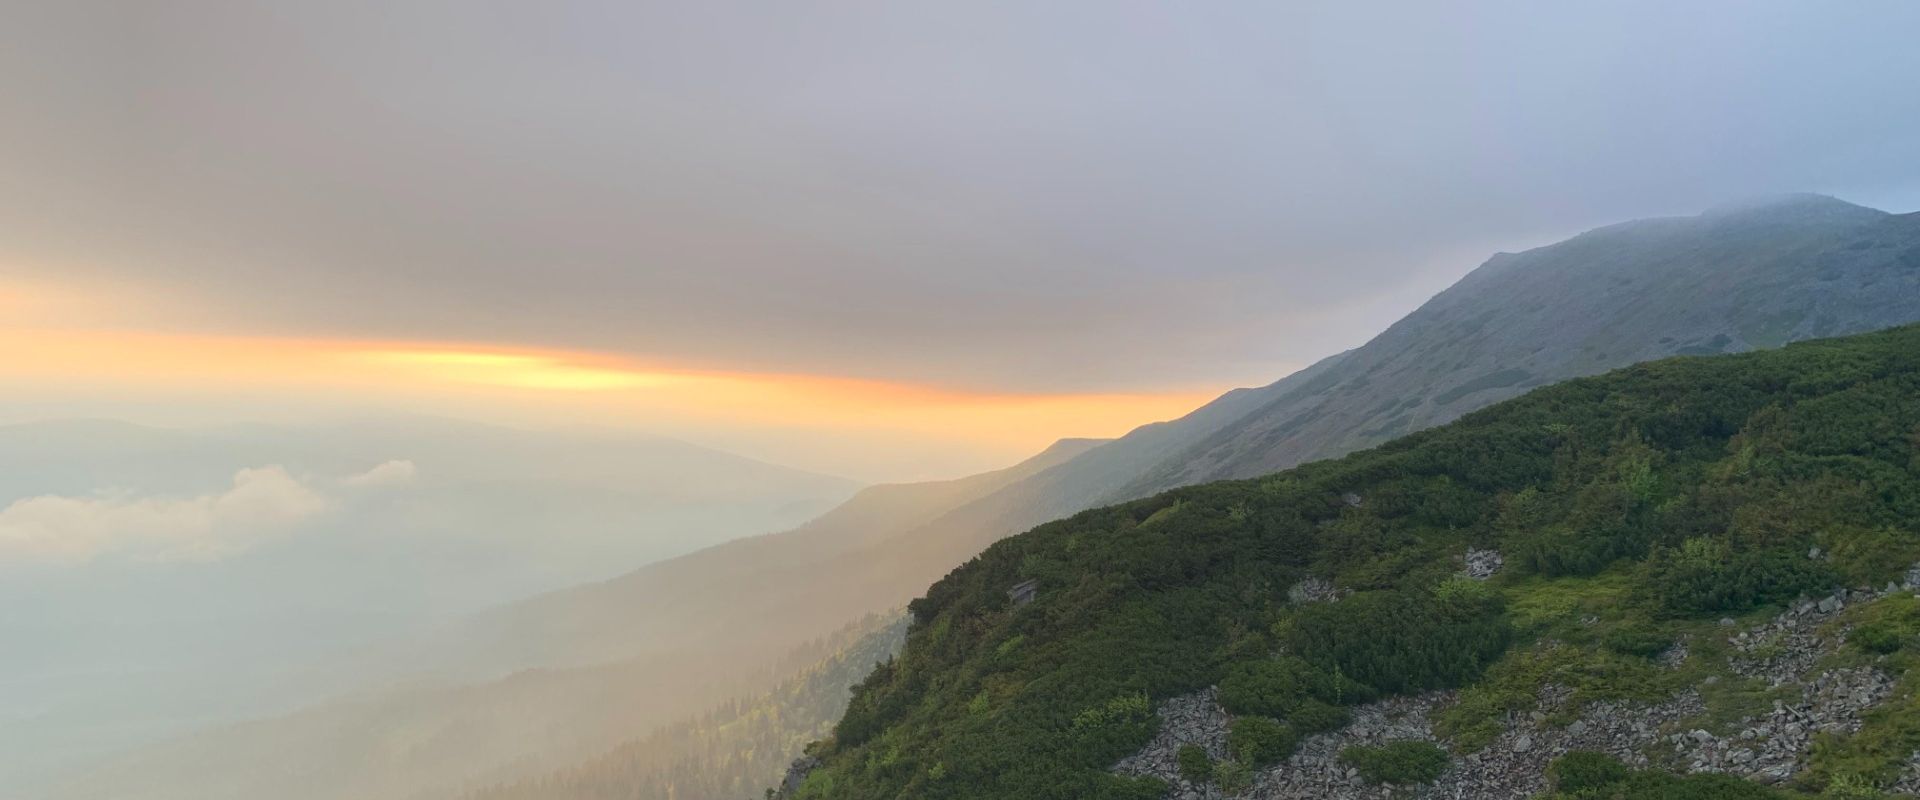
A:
[0, 462, 413, 563]
[3, 2, 1916, 396]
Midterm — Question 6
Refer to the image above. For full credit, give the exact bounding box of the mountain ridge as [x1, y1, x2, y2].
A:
[789, 322, 1920, 799]
[66, 195, 1920, 800]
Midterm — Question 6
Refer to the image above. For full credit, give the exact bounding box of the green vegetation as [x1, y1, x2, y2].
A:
[1213, 758, 1253, 794]
[1339, 740, 1450, 784]
[1217, 656, 1369, 718]
[1438, 642, 1676, 750]
[1847, 594, 1920, 655]
[1799, 594, 1920, 795]
[1226, 716, 1296, 767]
[1286, 698, 1350, 734]
[1642, 538, 1833, 616]
[794, 326, 1920, 800]
[1549, 751, 1632, 792]
[1543, 752, 1786, 799]
[1175, 744, 1212, 783]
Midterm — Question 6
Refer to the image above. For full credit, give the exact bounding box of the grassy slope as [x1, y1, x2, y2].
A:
[797, 324, 1920, 800]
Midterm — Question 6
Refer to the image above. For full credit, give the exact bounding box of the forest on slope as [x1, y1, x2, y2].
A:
[467, 613, 906, 800]
[794, 324, 1920, 799]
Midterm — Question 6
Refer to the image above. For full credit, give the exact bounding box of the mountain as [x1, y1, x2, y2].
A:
[718, 196, 1920, 654]
[450, 194, 1920, 800]
[467, 613, 908, 800]
[1118, 193, 1920, 493]
[44, 439, 1103, 800]
[790, 323, 1920, 799]
[62, 196, 1920, 800]
[423, 436, 1107, 674]
[0, 417, 858, 799]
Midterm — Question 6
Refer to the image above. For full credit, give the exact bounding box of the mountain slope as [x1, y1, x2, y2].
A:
[480, 197, 1920, 800]
[435, 436, 1106, 673]
[65, 196, 1920, 800]
[422, 194, 1918, 686]
[0, 417, 859, 799]
[48, 439, 1103, 800]
[467, 613, 908, 800]
[794, 195, 1920, 637]
[793, 323, 1920, 799]
[1123, 194, 1920, 494]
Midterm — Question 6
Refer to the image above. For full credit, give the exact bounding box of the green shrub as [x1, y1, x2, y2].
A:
[1213, 759, 1252, 795]
[1821, 526, 1920, 587]
[1642, 538, 1832, 616]
[1542, 769, 1785, 798]
[1549, 751, 1631, 792]
[1287, 698, 1351, 735]
[1227, 716, 1298, 767]
[1845, 594, 1920, 656]
[1438, 644, 1674, 751]
[1818, 772, 1887, 800]
[1851, 623, 1904, 655]
[1217, 656, 1363, 717]
[1176, 744, 1212, 783]
[1338, 741, 1449, 785]
[1283, 586, 1511, 695]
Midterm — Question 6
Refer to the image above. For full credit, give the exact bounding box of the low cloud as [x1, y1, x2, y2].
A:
[0, 462, 411, 563]
[342, 459, 417, 489]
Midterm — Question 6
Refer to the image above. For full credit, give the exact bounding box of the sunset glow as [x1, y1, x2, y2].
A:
[0, 325, 1220, 458]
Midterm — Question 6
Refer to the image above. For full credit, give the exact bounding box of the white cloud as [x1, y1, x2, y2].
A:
[0, 466, 330, 563]
[342, 459, 417, 489]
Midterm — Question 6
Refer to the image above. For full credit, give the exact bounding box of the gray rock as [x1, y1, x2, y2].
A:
[1288, 577, 1342, 605]
[1463, 548, 1505, 580]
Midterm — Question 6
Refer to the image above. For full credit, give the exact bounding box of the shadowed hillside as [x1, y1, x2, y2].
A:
[794, 323, 1920, 799]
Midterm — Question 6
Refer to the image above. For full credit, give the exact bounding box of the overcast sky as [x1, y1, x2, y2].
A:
[3, 1, 1920, 475]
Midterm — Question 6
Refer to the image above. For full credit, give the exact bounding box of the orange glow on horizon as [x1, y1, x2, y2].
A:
[0, 326, 1221, 453]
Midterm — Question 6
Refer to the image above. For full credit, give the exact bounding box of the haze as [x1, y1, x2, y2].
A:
[6, 1, 1919, 477]
[3, 2, 1919, 800]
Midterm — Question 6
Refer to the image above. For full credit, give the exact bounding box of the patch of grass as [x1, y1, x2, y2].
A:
[1286, 699, 1351, 735]
[1845, 594, 1920, 656]
[1694, 674, 1787, 735]
[1213, 759, 1252, 795]
[1339, 741, 1450, 785]
[1803, 677, 1920, 794]
[1227, 716, 1298, 767]
[1601, 621, 1677, 658]
[1801, 596, 1920, 794]
[1549, 751, 1632, 793]
[1543, 768, 1786, 798]
[1503, 570, 1637, 636]
[1176, 744, 1212, 783]
[1438, 643, 1677, 751]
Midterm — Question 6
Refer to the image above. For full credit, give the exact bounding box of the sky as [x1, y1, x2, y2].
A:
[4, 1, 1920, 480]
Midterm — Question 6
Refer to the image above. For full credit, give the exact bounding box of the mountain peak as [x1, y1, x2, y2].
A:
[1699, 192, 1883, 221]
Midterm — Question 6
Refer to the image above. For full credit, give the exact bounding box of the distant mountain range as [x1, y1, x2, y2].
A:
[59, 195, 1920, 800]
[1, 417, 856, 799]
